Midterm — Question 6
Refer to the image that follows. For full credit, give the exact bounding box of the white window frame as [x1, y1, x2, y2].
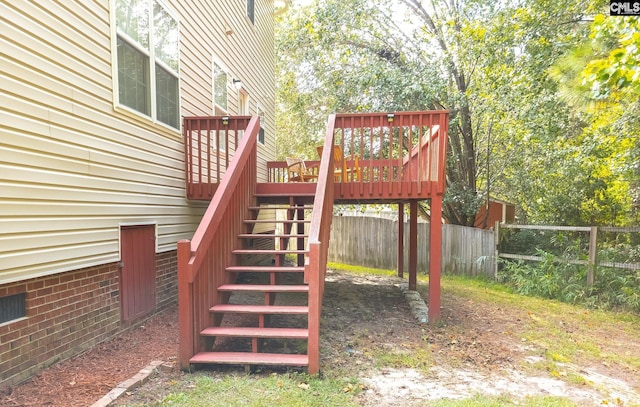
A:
[246, 0, 255, 24]
[110, 0, 181, 131]
[212, 58, 230, 152]
[238, 89, 250, 116]
[212, 58, 229, 115]
[256, 102, 266, 145]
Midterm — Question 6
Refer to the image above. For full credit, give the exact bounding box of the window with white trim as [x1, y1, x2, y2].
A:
[257, 104, 266, 145]
[212, 60, 229, 152]
[213, 62, 228, 114]
[114, 0, 180, 129]
[247, 0, 255, 24]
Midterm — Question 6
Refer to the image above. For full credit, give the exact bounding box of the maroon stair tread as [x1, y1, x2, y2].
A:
[211, 304, 309, 314]
[248, 205, 313, 210]
[244, 219, 311, 223]
[217, 284, 309, 293]
[238, 234, 309, 238]
[226, 265, 305, 273]
[200, 327, 309, 339]
[232, 249, 307, 255]
[190, 352, 309, 366]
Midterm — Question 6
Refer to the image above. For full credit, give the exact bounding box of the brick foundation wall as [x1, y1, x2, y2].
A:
[156, 251, 178, 311]
[0, 250, 177, 389]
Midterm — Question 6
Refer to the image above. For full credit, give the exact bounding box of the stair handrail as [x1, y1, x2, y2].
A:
[305, 114, 336, 374]
[178, 116, 260, 369]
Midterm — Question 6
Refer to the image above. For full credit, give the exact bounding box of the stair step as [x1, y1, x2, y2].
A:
[200, 327, 308, 339]
[248, 205, 314, 211]
[190, 352, 309, 366]
[244, 219, 311, 224]
[226, 266, 305, 273]
[211, 304, 309, 314]
[238, 234, 309, 239]
[218, 284, 309, 293]
[232, 249, 307, 255]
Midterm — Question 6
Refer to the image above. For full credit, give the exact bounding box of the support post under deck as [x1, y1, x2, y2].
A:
[297, 206, 305, 266]
[429, 195, 442, 322]
[397, 203, 404, 278]
[408, 201, 418, 291]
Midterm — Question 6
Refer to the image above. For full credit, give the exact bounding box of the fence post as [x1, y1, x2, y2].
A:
[494, 221, 500, 279]
[587, 226, 597, 287]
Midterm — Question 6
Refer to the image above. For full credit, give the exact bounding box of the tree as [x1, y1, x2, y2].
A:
[276, 0, 627, 226]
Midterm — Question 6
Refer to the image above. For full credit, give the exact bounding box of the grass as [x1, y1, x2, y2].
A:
[124, 372, 361, 407]
[120, 262, 640, 406]
[442, 274, 640, 370]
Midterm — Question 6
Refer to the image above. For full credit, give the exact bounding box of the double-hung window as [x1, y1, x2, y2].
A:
[212, 61, 228, 151]
[247, 0, 255, 24]
[114, 0, 180, 129]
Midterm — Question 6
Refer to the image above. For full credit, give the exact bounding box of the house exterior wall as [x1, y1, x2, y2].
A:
[0, 251, 177, 387]
[0, 0, 275, 387]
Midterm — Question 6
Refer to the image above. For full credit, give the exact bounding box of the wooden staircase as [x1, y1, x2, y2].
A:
[188, 201, 315, 370]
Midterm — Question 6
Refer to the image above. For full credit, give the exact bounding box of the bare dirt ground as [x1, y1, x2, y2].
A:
[2, 269, 639, 406]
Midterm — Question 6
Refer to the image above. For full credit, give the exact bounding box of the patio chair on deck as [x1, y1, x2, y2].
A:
[316, 145, 362, 182]
[286, 157, 318, 182]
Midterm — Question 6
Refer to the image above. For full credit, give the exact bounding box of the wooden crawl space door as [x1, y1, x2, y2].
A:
[120, 225, 156, 322]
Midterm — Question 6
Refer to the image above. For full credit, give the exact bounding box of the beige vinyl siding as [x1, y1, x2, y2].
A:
[174, 0, 276, 234]
[0, 0, 276, 285]
[174, 0, 276, 179]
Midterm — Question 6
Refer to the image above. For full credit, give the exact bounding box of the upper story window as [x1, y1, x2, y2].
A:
[213, 61, 228, 114]
[113, 0, 180, 129]
[257, 103, 265, 145]
[247, 0, 255, 24]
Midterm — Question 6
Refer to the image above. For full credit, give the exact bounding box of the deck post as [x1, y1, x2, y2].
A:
[177, 240, 194, 370]
[429, 195, 442, 323]
[307, 242, 321, 374]
[397, 203, 404, 278]
[297, 206, 305, 266]
[409, 201, 418, 291]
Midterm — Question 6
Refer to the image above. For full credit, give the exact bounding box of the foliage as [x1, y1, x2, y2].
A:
[498, 226, 640, 312]
[275, 0, 640, 226]
[499, 254, 588, 303]
[582, 16, 640, 99]
[149, 372, 361, 407]
[499, 255, 640, 313]
[543, 13, 640, 225]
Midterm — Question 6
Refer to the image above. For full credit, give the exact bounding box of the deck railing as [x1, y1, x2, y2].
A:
[177, 116, 260, 368]
[305, 114, 336, 374]
[266, 111, 448, 200]
[184, 115, 252, 200]
[332, 111, 448, 197]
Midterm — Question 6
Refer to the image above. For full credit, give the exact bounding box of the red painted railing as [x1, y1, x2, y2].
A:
[332, 111, 448, 198]
[265, 111, 448, 201]
[177, 116, 260, 368]
[184, 116, 252, 200]
[305, 114, 336, 374]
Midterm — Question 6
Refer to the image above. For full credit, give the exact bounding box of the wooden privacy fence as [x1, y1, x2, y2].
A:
[328, 215, 495, 277]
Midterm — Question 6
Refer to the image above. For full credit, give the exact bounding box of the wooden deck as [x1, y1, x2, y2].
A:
[178, 112, 448, 375]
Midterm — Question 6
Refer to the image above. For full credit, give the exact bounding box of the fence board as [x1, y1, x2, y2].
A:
[328, 215, 495, 277]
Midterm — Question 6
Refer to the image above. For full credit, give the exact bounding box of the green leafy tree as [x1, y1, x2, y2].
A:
[276, 0, 635, 226]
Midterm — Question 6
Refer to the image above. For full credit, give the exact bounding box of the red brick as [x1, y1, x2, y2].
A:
[10, 335, 30, 350]
[36, 286, 53, 297]
[7, 284, 27, 295]
[27, 280, 44, 291]
[1, 330, 21, 343]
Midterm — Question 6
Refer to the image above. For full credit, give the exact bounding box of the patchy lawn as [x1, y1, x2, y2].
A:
[3, 266, 640, 406]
